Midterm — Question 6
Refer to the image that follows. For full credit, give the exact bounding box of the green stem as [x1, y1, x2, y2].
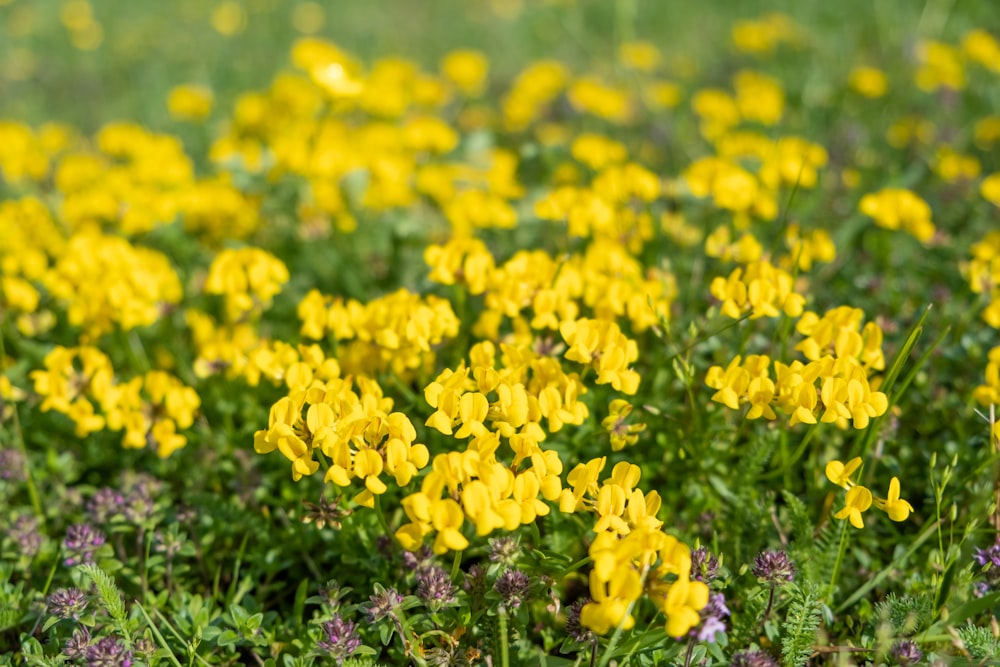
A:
[374, 493, 392, 536]
[827, 519, 850, 603]
[392, 605, 427, 667]
[137, 604, 185, 667]
[760, 421, 820, 481]
[498, 606, 510, 667]
[0, 324, 44, 524]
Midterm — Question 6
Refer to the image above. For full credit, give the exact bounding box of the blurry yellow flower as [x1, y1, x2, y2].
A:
[962, 29, 1000, 74]
[167, 85, 213, 122]
[441, 50, 489, 97]
[291, 1, 324, 34]
[915, 40, 964, 91]
[212, 1, 247, 36]
[982, 173, 1000, 207]
[859, 188, 935, 243]
[618, 41, 660, 72]
[730, 13, 799, 54]
[848, 66, 888, 98]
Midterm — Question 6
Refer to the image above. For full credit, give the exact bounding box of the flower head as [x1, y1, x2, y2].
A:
[877, 477, 914, 521]
[85, 635, 133, 667]
[890, 639, 922, 666]
[752, 550, 796, 584]
[825, 457, 862, 489]
[366, 584, 403, 622]
[495, 568, 531, 609]
[317, 614, 361, 663]
[63, 523, 106, 566]
[732, 649, 779, 667]
[416, 565, 456, 608]
[48, 587, 88, 620]
[834, 485, 873, 529]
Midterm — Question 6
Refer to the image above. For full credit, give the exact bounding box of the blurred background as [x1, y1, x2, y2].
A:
[1, 0, 997, 132]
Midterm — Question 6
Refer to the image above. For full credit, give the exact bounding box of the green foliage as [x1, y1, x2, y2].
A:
[79, 563, 132, 644]
[874, 593, 931, 637]
[780, 583, 823, 667]
[956, 624, 1000, 661]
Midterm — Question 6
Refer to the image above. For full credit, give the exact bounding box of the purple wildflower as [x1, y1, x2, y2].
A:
[0, 447, 25, 481]
[63, 627, 92, 660]
[890, 639, 923, 666]
[366, 585, 403, 622]
[48, 587, 88, 620]
[495, 569, 531, 609]
[488, 536, 519, 565]
[85, 635, 133, 667]
[7, 515, 43, 558]
[752, 550, 795, 585]
[63, 523, 106, 566]
[87, 488, 125, 524]
[691, 546, 720, 583]
[317, 614, 361, 664]
[416, 565, 456, 608]
[695, 592, 730, 643]
[731, 649, 779, 667]
[565, 598, 595, 643]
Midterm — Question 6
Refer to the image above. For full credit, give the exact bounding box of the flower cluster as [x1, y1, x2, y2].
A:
[298, 288, 460, 376]
[964, 231, 1000, 328]
[566, 460, 709, 637]
[204, 247, 290, 322]
[31, 346, 199, 456]
[254, 374, 429, 497]
[706, 308, 888, 428]
[825, 457, 914, 528]
[859, 188, 935, 244]
[709, 260, 805, 320]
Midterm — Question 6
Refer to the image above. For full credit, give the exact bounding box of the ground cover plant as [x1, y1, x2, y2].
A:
[2, 0, 1000, 665]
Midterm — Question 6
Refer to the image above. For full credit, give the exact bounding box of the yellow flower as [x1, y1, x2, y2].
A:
[167, 85, 214, 122]
[848, 66, 888, 98]
[441, 50, 489, 97]
[835, 485, 873, 529]
[876, 477, 914, 522]
[825, 457, 862, 489]
[663, 574, 711, 637]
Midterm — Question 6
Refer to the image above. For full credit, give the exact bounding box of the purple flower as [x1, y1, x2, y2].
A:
[752, 550, 795, 585]
[401, 545, 435, 573]
[691, 546, 720, 583]
[85, 635, 133, 667]
[366, 585, 403, 622]
[488, 536, 519, 565]
[7, 514, 43, 558]
[973, 539, 1000, 570]
[48, 587, 88, 620]
[63, 523, 106, 566]
[317, 614, 361, 663]
[890, 639, 922, 666]
[63, 627, 92, 660]
[0, 447, 26, 481]
[495, 569, 530, 609]
[694, 593, 730, 643]
[565, 598, 594, 643]
[87, 488, 126, 524]
[416, 565, 456, 608]
[464, 563, 488, 599]
[731, 649, 778, 667]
